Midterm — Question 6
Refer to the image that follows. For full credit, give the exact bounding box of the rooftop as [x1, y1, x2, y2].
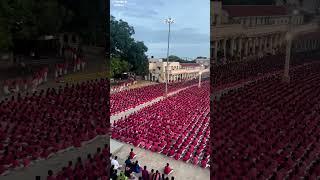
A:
[222, 5, 288, 17]
[180, 63, 201, 67]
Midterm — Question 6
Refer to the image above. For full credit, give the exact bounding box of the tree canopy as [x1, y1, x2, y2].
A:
[0, 0, 69, 51]
[163, 55, 196, 63]
[0, 0, 105, 52]
[110, 57, 130, 77]
[59, 0, 106, 46]
[110, 16, 148, 76]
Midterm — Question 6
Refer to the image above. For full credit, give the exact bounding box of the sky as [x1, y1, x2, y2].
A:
[111, 0, 210, 60]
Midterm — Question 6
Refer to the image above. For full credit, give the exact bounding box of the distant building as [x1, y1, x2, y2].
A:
[211, 0, 320, 64]
[148, 61, 205, 83]
[195, 57, 210, 68]
[148, 56, 163, 63]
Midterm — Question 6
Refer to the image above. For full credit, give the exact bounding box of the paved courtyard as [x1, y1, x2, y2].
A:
[112, 142, 210, 180]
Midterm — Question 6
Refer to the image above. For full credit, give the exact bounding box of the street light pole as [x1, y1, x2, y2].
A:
[165, 18, 174, 97]
[283, 10, 298, 83]
[198, 72, 202, 87]
[198, 65, 204, 88]
[284, 33, 292, 83]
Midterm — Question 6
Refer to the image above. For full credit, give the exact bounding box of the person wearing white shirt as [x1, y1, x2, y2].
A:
[111, 156, 122, 169]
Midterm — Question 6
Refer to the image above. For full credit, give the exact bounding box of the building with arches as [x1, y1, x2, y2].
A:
[148, 59, 205, 83]
[210, 0, 320, 64]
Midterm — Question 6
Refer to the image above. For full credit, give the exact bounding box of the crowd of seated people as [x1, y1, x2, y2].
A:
[110, 79, 202, 115]
[0, 78, 108, 174]
[110, 78, 136, 93]
[211, 51, 320, 89]
[110, 148, 175, 180]
[2, 67, 49, 95]
[212, 63, 320, 179]
[112, 82, 210, 168]
[46, 144, 110, 180]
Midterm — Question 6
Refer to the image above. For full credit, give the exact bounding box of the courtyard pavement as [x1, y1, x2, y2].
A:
[112, 142, 210, 180]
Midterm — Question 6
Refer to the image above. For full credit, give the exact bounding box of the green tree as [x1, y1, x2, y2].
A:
[0, 0, 69, 52]
[168, 55, 182, 62]
[60, 0, 105, 46]
[110, 57, 130, 77]
[110, 16, 135, 57]
[110, 16, 148, 76]
[163, 55, 195, 63]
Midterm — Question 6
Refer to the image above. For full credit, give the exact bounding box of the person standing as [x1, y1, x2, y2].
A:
[111, 156, 122, 170]
[141, 166, 149, 180]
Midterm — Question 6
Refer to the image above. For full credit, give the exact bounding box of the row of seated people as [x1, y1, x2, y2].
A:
[112, 82, 210, 168]
[54, 58, 86, 79]
[110, 79, 201, 115]
[212, 54, 284, 88]
[110, 78, 136, 93]
[211, 51, 320, 89]
[110, 148, 175, 180]
[45, 144, 109, 180]
[0, 79, 108, 174]
[211, 63, 320, 179]
[2, 67, 49, 95]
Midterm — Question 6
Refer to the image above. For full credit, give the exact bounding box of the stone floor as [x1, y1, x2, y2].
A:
[2, 136, 108, 180]
[112, 141, 210, 180]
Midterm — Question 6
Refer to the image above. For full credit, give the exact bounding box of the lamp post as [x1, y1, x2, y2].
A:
[283, 32, 292, 83]
[198, 72, 202, 87]
[165, 17, 174, 97]
[198, 65, 204, 88]
[283, 10, 299, 83]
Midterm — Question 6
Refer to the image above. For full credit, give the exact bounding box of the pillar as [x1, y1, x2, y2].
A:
[59, 35, 64, 56]
[223, 39, 227, 57]
[253, 37, 256, 55]
[239, 38, 243, 59]
[230, 38, 235, 56]
[214, 40, 218, 60]
[283, 33, 292, 83]
[259, 37, 263, 53]
[245, 38, 249, 56]
[264, 36, 268, 52]
[270, 35, 273, 51]
[275, 34, 279, 48]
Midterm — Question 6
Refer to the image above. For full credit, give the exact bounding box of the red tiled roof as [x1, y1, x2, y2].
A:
[180, 63, 201, 67]
[222, 5, 288, 17]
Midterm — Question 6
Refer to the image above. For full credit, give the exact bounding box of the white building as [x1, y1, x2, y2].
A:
[148, 56, 163, 63]
[211, 0, 320, 64]
[195, 57, 210, 68]
[148, 61, 205, 83]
